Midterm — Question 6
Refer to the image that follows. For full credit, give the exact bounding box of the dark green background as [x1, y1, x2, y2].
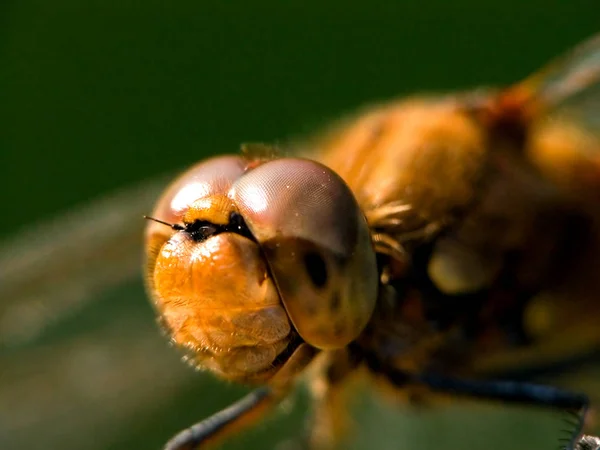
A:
[1, 1, 599, 450]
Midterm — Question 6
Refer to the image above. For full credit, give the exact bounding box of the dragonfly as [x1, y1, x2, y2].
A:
[2, 34, 600, 450]
[143, 33, 600, 450]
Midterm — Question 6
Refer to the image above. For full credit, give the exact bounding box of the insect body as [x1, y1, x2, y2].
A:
[145, 34, 600, 449]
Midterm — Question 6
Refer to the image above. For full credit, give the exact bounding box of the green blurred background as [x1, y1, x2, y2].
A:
[1, 1, 599, 449]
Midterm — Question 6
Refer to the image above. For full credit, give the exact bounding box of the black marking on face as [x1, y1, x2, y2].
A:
[304, 251, 328, 288]
[185, 220, 219, 242]
[184, 212, 256, 243]
[226, 212, 256, 241]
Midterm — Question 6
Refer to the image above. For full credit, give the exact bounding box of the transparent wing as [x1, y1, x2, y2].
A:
[0, 174, 211, 450]
[462, 34, 600, 406]
[501, 33, 600, 201]
[0, 171, 311, 450]
[518, 33, 600, 123]
[0, 174, 169, 348]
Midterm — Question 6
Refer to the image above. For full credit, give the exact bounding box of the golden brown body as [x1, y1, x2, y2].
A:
[145, 34, 600, 449]
[293, 86, 600, 446]
[313, 91, 600, 374]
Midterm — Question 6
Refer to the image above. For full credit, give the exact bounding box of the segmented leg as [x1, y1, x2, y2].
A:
[163, 344, 317, 450]
[362, 351, 590, 450]
[164, 387, 276, 450]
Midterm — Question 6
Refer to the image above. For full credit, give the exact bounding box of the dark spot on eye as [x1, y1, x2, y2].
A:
[304, 251, 328, 288]
[330, 292, 341, 313]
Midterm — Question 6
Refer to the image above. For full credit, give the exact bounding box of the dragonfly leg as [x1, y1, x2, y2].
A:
[363, 352, 589, 450]
[417, 372, 589, 450]
[163, 343, 318, 450]
[163, 387, 276, 450]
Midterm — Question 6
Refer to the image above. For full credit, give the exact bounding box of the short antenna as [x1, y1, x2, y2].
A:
[143, 215, 184, 231]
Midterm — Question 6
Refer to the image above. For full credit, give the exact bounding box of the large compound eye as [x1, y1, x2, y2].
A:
[147, 155, 247, 234]
[230, 158, 378, 349]
[145, 156, 247, 291]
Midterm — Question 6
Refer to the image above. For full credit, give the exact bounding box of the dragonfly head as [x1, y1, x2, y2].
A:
[145, 154, 378, 383]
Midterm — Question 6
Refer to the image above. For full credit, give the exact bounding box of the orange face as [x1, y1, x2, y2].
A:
[145, 156, 378, 383]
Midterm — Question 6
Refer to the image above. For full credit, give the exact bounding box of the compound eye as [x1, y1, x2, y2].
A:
[145, 155, 247, 287]
[230, 158, 378, 349]
[149, 155, 247, 228]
